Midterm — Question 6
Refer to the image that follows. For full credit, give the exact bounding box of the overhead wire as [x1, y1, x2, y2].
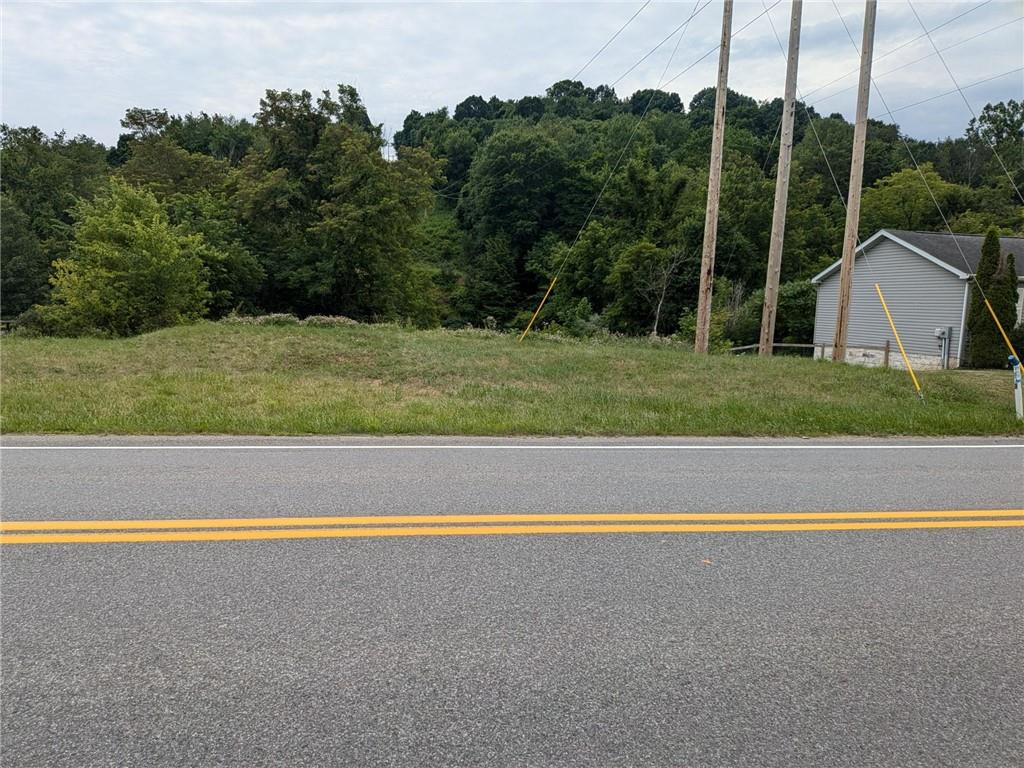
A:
[606, 3, 712, 87]
[829, 0, 1020, 361]
[613, 0, 785, 288]
[560, 0, 713, 268]
[573, 0, 653, 81]
[863, 67, 1024, 121]
[436, 0, 776, 211]
[597, 0, 783, 285]
[762, 118, 784, 174]
[798, 0, 994, 102]
[427, 0, 655, 201]
[661, 0, 783, 90]
[760, 1, 867, 263]
[519, 0, 712, 341]
[905, 0, 1024, 205]
[761, 12, 1021, 173]
[807, 14, 1023, 110]
[759, 0, 923, 386]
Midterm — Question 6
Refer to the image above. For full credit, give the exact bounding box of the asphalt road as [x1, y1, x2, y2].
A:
[2, 436, 1022, 767]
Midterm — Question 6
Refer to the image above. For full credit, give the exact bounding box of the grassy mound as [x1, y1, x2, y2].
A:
[1, 322, 1020, 435]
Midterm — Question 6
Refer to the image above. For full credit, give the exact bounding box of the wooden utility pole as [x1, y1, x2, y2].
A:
[694, 0, 734, 354]
[832, 0, 877, 361]
[759, 0, 803, 357]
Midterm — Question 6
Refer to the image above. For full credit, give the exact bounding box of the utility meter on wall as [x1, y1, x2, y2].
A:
[934, 326, 954, 368]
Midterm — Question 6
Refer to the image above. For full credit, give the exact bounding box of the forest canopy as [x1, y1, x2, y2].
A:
[2, 83, 1022, 344]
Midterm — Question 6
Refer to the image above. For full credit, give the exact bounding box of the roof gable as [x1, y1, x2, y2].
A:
[811, 229, 1024, 284]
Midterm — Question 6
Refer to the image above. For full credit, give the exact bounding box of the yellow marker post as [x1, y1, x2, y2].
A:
[983, 297, 1021, 362]
[874, 283, 923, 398]
[518, 276, 557, 342]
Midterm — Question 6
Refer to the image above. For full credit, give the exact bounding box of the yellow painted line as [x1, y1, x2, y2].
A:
[2, 509, 1021, 532]
[2, 519, 1023, 544]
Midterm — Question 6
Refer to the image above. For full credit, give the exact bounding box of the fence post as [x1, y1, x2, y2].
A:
[883, 339, 890, 369]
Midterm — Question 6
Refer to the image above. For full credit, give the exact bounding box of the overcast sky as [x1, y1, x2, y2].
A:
[2, 1, 1021, 146]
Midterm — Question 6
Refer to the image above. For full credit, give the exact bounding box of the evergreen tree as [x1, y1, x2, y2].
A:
[992, 250, 1020, 354]
[967, 228, 1017, 367]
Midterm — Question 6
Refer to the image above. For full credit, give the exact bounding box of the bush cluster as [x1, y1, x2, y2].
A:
[220, 313, 359, 328]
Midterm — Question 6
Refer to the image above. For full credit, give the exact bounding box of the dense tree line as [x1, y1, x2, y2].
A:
[2, 82, 1022, 351]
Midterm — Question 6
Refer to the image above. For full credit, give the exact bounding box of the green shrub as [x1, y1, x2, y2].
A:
[37, 180, 208, 336]
[303, 315, 360, 327]
[220, 312, 300, 326]
[728, 280, 817, 347]
[675, 307, 733, 352]
[673, 277, 739, 352]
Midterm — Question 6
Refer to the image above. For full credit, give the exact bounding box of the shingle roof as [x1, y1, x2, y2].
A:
[883, 230, 1024, 279]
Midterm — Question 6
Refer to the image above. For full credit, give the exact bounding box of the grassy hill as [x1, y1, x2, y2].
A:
[1, 321, 1021, 435]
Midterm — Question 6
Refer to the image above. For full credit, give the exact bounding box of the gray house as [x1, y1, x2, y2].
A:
[812, 229, 1024, 369]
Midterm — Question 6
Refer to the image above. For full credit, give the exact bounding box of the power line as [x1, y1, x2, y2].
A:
[435, 0, 718, 210]
[799, 0, 994, 102]
[764, 14, 1021, 175]
[426, 0, 659, 199]
[761, 117, 783, 175]
[862, 67, 1023, 121]
[760, 0, 881, 289]
[762, 0, 911, 374]
[521, 0, 713, 184]
[761, 3, 851, 223]
[763, 0, 1021, 368]
[523, 0, 780, 335]
[807, 14, 1023, 110]
[662, 0, 783, 90]
[610, 1, 715, 88]
[574, 1, 652, 81]
[556, 0, 709, 279]
[437, 0, 778, 209]
[905, 0, 1024, 204]
[520, 0, 709, 340]
[747, 7, 1019, 173]
[829, 0, 1019, 360]
[828, 0, 979, 305]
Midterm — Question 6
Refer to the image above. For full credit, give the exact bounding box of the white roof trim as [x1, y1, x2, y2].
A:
[810, 230, 971, 285]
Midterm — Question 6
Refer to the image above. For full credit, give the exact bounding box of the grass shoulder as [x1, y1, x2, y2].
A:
[1, 321, 1020, 436]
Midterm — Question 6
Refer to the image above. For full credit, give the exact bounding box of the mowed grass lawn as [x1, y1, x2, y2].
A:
[1, 321, 1021, 435]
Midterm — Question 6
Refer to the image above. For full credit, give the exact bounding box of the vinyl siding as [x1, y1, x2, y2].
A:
[814, 239, 968, 362]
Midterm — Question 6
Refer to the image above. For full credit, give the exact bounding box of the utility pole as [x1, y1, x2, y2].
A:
[759, 0, 803, 357]
[832, 0, 877, 361]
[694, 0, 734, 354]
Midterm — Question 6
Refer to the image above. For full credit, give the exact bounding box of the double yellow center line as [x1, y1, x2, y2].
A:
[1, 510, 1022, 544]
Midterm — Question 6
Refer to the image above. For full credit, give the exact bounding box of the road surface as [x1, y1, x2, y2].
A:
[2, 436, 1022, 767]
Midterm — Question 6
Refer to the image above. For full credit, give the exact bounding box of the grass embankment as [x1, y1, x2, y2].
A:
[1, 321, 1020, 435]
